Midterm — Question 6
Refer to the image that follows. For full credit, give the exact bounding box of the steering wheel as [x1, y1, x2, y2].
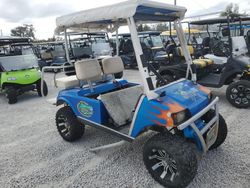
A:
[210, 38, 230, 57]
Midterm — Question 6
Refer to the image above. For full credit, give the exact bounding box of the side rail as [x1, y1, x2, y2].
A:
[178, 97, 219, 153]
[40, 64, 74, 97]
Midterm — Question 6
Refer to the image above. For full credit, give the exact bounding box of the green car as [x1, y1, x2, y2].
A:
[0, 37, 48, 104]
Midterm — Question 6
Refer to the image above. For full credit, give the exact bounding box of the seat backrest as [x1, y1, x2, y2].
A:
[102, 56, 124, 75]
[75, 59, 102, 81]
[231, 36, 248, 56]
[41, 51, 53, 60]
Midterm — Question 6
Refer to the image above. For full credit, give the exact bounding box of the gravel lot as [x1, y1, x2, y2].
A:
[0, 70, 249, 188]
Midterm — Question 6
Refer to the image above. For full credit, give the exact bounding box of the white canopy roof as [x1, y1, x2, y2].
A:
[55, 0, 186, 33]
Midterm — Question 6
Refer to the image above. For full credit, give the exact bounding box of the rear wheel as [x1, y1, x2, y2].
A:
[56, 106, 85, 142]
[6, 87, 18, 104]
[143, 133, 197, 188]
[156, 74, 174, 88]
[37, 80, 48, 97]
[226, 80, 250, 108]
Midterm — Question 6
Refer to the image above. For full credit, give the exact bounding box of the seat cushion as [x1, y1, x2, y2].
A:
[56, 75, 80, 89]
[193, 59, 214, 68]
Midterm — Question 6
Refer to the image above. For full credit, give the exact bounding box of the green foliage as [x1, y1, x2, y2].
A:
[156, 23, 168, 32]
[10, 24, 35, 39]
[137, 24, 152, 32]
[137, 23, 168, 32]
[220, 3, 247, 18]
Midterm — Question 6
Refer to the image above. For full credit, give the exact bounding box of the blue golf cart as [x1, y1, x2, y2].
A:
[50, 1, 228, 187]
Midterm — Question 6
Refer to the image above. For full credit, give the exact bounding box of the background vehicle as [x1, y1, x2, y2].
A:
[59, 32, 123, 78]
[50, 1, 228, 187]
[157, 17, 250, 108]
[35, 41, 67, 72]
[114, 32, 171, 70]
[0, 37, 48, 104]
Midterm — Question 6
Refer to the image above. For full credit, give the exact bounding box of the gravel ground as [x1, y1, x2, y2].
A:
[0, 70, 250, 188]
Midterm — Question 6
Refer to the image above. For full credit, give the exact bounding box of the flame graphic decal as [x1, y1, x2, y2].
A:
[149, 102, 184, 128]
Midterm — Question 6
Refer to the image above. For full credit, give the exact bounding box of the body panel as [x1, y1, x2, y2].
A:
[0, 68, 41, 88]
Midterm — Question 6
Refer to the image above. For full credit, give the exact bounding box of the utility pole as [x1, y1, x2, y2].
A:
[174, 0, 176, 5]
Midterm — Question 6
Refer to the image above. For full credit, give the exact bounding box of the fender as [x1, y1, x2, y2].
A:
[56, 96, 78, 114]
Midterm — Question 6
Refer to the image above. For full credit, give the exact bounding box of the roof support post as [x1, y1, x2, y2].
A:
[116, 26, 119, 56]
[64, 28, 70, 64]
[127, 17, 158, 100]
[174, 19, 195, 81]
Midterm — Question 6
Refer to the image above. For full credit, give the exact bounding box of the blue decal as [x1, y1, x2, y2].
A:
[77, 101, 93, 117]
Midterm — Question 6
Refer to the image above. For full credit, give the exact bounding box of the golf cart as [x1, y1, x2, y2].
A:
[68, 32, 112, 59]
[35, 41, 67, 72]
[188, 17, 250, 63]
[59, 32, 123, 78]
[157, 17, 250, 108]
[115, 31, 169, 69]
[50, 1, 227, 187]
[0, 37, 48, 104]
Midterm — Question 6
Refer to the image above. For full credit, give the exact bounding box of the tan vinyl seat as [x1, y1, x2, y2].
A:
[75, 59, 102, 91]
[56, 75, 80, 89]
[41, 51, 53, 60]
[56, 59, 102, 90]
[102, 56, 124, 77]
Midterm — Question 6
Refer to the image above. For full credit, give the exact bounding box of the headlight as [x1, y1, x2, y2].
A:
[208, 92, 213, 101]
[171, 110, 190, 125]
[7, 77, 17, 81]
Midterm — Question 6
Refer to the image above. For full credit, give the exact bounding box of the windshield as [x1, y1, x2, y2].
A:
[0, 54, 38, 71]
[0, 45, 34, 56]
[151, 35, 163, 47]
[140, 35, 163, 48]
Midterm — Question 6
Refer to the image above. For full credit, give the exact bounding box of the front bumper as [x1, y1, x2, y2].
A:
[177, 97, 219, 153]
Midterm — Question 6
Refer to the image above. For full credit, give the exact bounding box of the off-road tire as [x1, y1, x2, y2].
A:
[37, 80, 48, 97]
[156, 74, 174, 88]
[6, 87, 18, 104]
[56, 106, 85, 142]
[226, 80, 250, 108]
[210, 115, 227, 150]
[143, 133, 198, 188]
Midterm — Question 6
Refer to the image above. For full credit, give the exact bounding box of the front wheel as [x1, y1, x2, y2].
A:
[37, 80, 48, 97]
[210, 115, 227, 150]
[143, 133, 198, 188]
[226, 80, 250, 108]
[56, 106, 85, 142]
[6, 87, 18, 104]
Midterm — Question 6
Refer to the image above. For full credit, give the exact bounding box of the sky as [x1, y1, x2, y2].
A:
[0, 0, 249, 39]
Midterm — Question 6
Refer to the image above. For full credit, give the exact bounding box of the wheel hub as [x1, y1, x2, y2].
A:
[149, 149, 177, 181]
[230, 85, 250, 105]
